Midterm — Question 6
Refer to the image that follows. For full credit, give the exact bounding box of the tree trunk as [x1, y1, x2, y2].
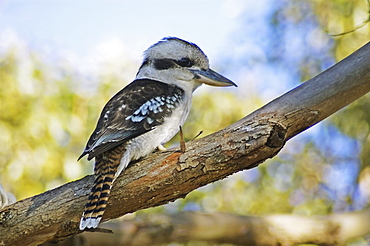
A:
[1, 42, 370, 246]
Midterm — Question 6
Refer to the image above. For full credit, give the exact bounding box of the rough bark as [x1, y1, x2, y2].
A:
[42, 210, 370, 246]
[1, 42, 370, 246]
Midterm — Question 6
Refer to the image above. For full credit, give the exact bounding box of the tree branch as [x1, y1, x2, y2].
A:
[1, 42, 370, 246]
[42, 210, 370, 246]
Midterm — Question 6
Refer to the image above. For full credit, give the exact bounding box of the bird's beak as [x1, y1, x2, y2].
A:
[189, 68, 237, 87]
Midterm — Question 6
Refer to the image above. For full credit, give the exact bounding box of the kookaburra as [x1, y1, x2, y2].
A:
[78, 37, 236, 230]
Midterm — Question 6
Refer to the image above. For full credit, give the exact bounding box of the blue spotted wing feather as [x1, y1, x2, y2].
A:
[79, 79, 184, 161]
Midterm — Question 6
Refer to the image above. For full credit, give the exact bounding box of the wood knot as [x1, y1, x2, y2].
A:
[0, 209, 13, 226]
[266, 124, 286, 148]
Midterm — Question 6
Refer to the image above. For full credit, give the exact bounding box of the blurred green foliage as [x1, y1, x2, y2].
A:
[313, 0, 370, 60]
[316, 0, 370, 213]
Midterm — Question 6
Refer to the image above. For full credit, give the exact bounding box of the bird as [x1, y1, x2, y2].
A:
[78, 37, 237, 230]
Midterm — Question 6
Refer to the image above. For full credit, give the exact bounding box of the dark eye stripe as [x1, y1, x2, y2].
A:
[153, 59, 176, 70]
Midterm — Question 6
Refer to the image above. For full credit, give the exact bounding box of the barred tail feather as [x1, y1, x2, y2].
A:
[80, 144, 127, 230]
[79, 173, 114, 229]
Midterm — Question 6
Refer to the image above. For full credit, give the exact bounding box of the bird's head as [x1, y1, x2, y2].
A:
[136, 37, 236, 91]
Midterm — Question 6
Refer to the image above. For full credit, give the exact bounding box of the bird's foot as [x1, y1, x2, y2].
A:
[179, 126, 186, 153]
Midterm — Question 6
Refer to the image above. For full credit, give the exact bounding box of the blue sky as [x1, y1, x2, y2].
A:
[0, 0, 243, 60]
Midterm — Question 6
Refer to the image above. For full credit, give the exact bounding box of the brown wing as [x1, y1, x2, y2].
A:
[79, 79, 184, 160]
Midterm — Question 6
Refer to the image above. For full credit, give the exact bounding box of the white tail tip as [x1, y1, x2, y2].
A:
[79, 216, 102, 230]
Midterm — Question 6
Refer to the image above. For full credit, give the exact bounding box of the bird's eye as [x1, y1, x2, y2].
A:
[177, 57, 193, 67]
